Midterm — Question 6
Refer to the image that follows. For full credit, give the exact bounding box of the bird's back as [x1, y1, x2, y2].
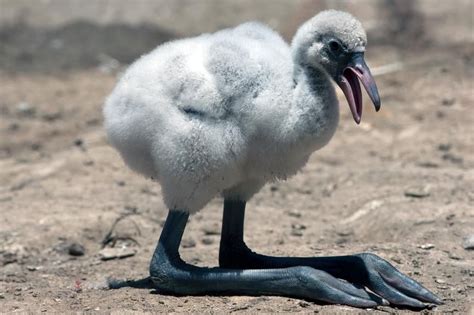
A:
[104, 22, 293, 182]
[111, 22, 291, 118]
[206, 22, 292, 105]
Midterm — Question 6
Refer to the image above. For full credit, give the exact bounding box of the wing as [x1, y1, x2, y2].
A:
[206, 22, 291, 104]
[115, 22, 291, 121]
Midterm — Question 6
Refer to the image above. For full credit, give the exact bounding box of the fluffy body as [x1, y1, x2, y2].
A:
[104, 14, 349, 213]
[102, 12, 443, 309]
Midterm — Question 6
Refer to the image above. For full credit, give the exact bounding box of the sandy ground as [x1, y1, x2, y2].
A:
[0, 8, 473, 314]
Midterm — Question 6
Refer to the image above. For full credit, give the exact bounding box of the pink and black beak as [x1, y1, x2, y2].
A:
[337, 53, 381, 124]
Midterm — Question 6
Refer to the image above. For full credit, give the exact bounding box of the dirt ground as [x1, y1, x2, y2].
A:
[1, 3, 473, 314]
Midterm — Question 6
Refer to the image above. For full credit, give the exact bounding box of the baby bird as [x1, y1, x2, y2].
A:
[104, 10, 441, 308]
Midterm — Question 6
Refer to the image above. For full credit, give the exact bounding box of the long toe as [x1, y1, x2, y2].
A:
[379, 267, 443, 305]
[369, 275, 428, 308]
[317, 272, 377, 302]
[302, 268, 379, 308]
[315, 283, 379, 308]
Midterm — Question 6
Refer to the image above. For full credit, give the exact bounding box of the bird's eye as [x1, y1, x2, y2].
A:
[329, 40, 341, 53]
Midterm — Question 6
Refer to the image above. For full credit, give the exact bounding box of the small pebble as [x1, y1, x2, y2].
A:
[391, 257, 402, 264]
[99, 247, 136, 260]
[73, 138, 83, 147]
[202, 225, 220, 235]
[404, 186, 430, 198]
[446, 214, 455, 220]
[291, 223, 306, 230]
[42, 112, 62, 121]
[26, 266, 39, 271]
[462, 235, 474, 250]
[442, 153, 463, 164]
[441, 97, 456, 106]
[448, 253, 462, 260]
[419, 244, 435, 250]
[181, 238, 196, 248]
[201, 237, 214, 245]
[16, 102, 35, 116]
[416, 161, 439, 168]
[438, 143, 452, 151]
[291, 230, 304, 237]
[287, 210, 301, 218]
[291, 223, 306, 237]
[414, 219, 436, 226]
[68, 243, 85, 256]
[336, 231, 353, 237]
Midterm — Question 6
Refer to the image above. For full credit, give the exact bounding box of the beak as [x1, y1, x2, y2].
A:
[336, 52, 381, 124]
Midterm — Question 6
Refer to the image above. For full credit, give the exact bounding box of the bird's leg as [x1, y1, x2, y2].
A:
[149, 209, 380, 308]
[219, 200, 442, 308]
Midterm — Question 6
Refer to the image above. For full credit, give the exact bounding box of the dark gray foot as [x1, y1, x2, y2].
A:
[149, 210, 379, 308]
[219, 200, 442, 309]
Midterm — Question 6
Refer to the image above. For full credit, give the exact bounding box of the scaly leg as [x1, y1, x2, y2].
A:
[218, 200, 442, 308]
[149, 209, 379, 307]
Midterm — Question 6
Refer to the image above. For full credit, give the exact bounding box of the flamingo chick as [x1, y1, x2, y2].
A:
[104, 10, 441, 308]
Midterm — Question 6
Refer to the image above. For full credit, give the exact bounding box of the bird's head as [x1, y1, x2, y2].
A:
[292, 10, 381, 124]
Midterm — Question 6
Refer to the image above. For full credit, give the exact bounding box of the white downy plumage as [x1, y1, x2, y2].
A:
[104, 10, 367, 213]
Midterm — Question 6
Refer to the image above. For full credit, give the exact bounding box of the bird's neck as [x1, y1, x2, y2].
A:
[284, 64, 339, 152]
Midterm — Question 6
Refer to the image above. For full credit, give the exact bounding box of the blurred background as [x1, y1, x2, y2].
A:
[0, 0, 472, 73]
[0, 1, 472, 313]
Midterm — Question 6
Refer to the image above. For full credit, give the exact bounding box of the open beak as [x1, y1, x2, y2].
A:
[337, 53, 381, 124]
